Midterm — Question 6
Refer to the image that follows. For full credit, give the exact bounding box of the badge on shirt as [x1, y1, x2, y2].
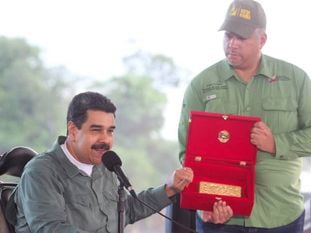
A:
[268, 75, 277, 83]
[206, 94, 217, 101]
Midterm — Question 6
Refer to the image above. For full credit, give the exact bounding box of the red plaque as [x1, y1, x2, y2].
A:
[180, 111, 261, 216]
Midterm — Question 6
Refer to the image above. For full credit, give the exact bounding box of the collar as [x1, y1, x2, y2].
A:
[48, 136, 92, 178]
[61, 142, 93, 176]
[221, 55, 275, 81]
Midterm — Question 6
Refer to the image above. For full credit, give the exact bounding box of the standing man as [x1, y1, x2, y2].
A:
[13, 91, 194, 233]
[178, 0, 311, 232]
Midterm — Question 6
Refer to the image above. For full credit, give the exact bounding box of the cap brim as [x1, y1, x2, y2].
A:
[219, 19, 255, 39]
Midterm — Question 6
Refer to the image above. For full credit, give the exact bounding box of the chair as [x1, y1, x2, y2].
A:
[0, 146, 37, 233]
[0, 183, 17, 233]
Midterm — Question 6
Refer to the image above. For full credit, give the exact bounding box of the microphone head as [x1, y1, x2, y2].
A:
[102, 150, 122, 171]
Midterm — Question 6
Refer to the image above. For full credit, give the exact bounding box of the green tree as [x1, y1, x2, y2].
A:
[0, 37, 75, 153]
[104, 74, 166, 145]
[123, 50, 190, 88]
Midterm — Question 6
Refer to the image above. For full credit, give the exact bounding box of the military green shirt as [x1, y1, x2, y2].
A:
[178, 55, 311, 228]
[14, 136, 172, 233]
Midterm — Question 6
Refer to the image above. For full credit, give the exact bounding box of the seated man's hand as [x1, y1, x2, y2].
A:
[200, 201, 233, 224]
[165, 167, 193, 197]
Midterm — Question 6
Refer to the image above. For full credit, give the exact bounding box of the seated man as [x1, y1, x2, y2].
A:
[13, 91, 197, 233]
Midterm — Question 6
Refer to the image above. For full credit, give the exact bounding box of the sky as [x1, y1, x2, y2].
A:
[1, 0, 311, 140]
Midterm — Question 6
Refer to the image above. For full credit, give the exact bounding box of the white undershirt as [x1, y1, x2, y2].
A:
[60, 143, 94, 176]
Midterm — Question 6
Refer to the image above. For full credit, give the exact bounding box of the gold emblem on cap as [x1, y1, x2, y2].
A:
[218, 130, 230, 143]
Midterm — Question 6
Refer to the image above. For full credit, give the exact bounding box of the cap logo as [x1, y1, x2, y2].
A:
[229, 6, 251, 20]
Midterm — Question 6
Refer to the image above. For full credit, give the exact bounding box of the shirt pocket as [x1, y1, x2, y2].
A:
[66, 193, 95, 209]
[203, 90, 233, 113]
[262, 98, 297, 111]
[261, 97, 298, 133]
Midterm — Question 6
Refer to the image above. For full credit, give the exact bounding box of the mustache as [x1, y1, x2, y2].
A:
[91, 143, 110, 150]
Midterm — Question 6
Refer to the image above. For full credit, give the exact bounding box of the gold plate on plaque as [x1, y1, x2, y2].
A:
[218, 130, 230, 143]
[199, 181, 242, 197]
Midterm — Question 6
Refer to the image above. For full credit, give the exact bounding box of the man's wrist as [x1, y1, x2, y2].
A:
[164, 184, 179, 197]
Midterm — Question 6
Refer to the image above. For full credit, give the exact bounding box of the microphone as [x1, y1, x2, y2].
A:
[102, 151, 137, 198]
[102, 150, 197, 233]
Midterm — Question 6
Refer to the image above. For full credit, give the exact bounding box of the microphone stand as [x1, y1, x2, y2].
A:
[117, 183, 126, 233]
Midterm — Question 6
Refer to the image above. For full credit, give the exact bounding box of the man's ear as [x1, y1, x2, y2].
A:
[259, 32, 267, 49]
[67, 121, 78, 139]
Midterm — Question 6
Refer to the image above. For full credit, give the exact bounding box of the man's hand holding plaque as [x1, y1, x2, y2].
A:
[199, 201, 233, 224]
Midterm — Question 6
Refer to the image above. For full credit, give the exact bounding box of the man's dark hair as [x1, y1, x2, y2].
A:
[66, 91, 116, 129]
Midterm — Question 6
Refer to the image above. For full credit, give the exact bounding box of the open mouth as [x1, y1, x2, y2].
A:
[91, 144, 110, 159]
[93, 149, 107, 159]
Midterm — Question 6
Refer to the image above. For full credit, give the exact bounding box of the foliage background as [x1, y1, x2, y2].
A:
[0, 36, 310, 232]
